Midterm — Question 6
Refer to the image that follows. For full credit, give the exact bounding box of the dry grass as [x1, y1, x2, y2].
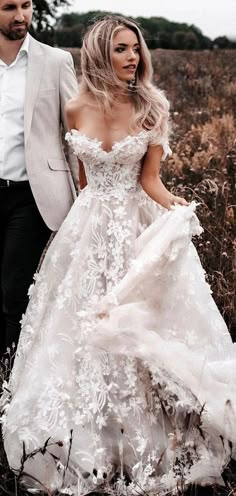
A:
[151, 49, 236, 335]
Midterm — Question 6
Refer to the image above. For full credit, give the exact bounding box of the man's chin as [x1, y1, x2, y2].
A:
[2, 27, 28, 40]
[9, 29, 27, 40]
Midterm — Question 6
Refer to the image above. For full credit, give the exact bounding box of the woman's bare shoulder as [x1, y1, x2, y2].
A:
[65, 92, 98, 128]
[65, 94, 84, 115]
[67, 91, 98, 109]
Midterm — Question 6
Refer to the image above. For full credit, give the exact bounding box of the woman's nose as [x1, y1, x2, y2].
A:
[127, 50, 136, 60]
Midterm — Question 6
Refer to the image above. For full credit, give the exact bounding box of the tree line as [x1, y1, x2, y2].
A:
[32, 3, 236, 50]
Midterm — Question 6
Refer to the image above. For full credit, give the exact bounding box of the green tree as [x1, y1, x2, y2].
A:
[55, 10, 121, 47]
[158, 31, 172, 49]
[32, 0, 70, 31]
[213, 36, 231, 49]
[37, 10, 214, 50]
[58, 10, 113, 29]
[55, 24, 84, 47]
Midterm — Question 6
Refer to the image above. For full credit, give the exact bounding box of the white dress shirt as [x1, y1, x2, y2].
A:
[0, 33, 29, 181]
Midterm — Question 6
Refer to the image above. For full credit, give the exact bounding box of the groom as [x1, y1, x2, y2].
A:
[0, 0, 79, 355]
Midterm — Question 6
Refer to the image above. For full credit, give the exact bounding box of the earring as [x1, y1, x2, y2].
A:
[127, 78, 136, 92]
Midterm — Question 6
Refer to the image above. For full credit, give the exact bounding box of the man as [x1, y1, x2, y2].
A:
[0, 0, 79, 355]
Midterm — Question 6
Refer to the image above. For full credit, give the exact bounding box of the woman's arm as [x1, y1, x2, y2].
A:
[78, 160, 87, 189]
[65, 99, 87, 190]
[140, 144, 188, 209]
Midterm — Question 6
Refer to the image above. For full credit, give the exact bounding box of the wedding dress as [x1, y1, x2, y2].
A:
[1, 129, 236, 496]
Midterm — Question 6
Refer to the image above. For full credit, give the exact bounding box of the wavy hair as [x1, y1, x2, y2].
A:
[80, 15, 170, 142]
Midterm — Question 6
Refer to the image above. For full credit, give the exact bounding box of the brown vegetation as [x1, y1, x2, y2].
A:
[152, 49, 236, 337]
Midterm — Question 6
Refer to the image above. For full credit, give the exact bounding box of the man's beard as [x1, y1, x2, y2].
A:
[0, 22, 29, 40]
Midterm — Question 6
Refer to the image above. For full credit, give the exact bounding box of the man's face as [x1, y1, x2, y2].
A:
[0, 0, 32, 41]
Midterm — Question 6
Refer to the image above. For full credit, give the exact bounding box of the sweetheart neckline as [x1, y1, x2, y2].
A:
[68, 129, 150, 154]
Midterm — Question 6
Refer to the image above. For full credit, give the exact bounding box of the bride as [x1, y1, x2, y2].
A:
[1, 14, 236, 496]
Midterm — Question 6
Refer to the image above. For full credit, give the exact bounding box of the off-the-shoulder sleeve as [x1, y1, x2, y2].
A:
[65, 129, 80, 155]
[148, 129, 172, 161]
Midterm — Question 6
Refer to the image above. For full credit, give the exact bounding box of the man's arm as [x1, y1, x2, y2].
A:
[59, 51, 79, 194]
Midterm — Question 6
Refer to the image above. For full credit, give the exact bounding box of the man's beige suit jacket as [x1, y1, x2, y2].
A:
[24, 35, 79, 231]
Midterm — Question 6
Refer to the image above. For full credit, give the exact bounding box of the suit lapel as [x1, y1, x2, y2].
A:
[24, 35, 45, 144]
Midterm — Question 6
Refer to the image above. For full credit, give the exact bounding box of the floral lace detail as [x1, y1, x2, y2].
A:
[1, 132, 234, 496]
[65, 129, 170, 195]
[65, 129, 147, 195]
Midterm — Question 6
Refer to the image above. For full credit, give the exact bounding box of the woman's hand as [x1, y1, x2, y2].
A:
[166, 193, 189, 210]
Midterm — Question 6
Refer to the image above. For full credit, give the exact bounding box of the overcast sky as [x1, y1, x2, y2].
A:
[67, 0, 236, 40]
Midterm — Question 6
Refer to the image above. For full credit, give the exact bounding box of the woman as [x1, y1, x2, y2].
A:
[1, 15, 236, 496]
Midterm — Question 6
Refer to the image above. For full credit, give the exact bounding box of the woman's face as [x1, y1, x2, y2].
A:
[112, 28, 140, 82]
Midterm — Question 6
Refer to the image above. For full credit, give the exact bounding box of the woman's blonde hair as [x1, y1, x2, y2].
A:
[80, 15, 170, 141]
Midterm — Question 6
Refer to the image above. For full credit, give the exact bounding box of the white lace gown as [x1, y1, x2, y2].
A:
[2, 129, 236, 495]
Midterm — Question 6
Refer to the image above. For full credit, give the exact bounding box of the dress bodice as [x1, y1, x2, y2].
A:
[65, 129, 170, 194]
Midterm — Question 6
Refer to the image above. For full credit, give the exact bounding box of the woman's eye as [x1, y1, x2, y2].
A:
[114, 47, 140, 54]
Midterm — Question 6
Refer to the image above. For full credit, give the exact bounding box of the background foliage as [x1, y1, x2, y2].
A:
[31, 0, 69, 31]
[32, 3, 236, 50]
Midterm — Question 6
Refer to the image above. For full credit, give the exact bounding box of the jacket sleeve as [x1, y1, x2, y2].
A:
[59, 51, 80, 194]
